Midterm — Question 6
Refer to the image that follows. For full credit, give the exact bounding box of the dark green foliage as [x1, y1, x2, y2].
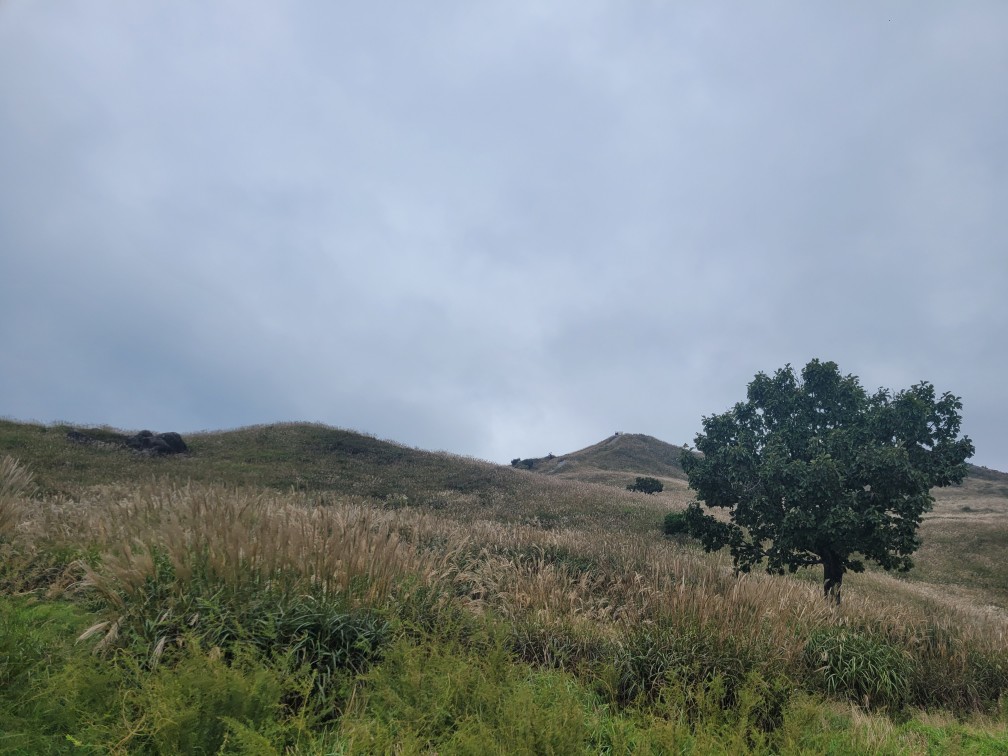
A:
[663, 511, 690, 537]
[80, 567, 389, 710]
[611, 623, 782, 708]
[267, 595, 389, 705]
[682, 359, 974, 603]
[804, 628, 911, 711]
[509, 617, 611, 671]
[901, 625, 1008, 714]
[627, 476, 663, 494]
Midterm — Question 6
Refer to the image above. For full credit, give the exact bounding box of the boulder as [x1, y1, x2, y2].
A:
[157, 432, 188, 454]
[125, 430, 189, 455]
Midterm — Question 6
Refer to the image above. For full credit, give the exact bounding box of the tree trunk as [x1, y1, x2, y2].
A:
[822, 551, 845, 605]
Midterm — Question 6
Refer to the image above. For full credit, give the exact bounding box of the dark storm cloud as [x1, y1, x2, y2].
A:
[1, 1, 1005, 468]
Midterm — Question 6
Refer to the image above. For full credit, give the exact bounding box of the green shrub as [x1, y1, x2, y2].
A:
[265, 594, 389, 708]
[0, 596, 323, 754]
[608, 622, 790, 733]
[804, 628, 911, 711]
[663, 510, 690, 537]
[627, 476, 663, 494]
[907, 642, 1008, 714]
[509, 616, 611, 672]
[891, 620, 999, 713]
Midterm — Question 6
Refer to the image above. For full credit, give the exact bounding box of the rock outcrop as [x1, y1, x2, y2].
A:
[66, 428, 188, 455]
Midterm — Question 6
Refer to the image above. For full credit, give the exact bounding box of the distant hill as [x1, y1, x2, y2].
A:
[512, 433, 688, 490]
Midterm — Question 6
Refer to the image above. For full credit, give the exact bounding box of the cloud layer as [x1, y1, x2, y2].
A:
[2, 2, 1006, 468]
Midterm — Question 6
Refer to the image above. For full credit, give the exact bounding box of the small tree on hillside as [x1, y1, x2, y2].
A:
[681, 359, 974, 604]
[628, 476, 663, 494]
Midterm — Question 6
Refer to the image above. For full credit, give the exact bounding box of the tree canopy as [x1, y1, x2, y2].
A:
[681, 359, 974, 603]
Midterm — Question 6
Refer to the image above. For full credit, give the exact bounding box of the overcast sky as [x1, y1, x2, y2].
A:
[2, 2, 1006, 470]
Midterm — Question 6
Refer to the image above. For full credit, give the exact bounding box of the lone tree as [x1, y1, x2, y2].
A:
[682, 359, 974, 604]
[628, 476, 664, 494]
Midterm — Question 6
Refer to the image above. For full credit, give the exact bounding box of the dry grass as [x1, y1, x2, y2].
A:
[56, 485, 452, 608]
[0, 456, 34, 539]
[12, 474, 1006, 670]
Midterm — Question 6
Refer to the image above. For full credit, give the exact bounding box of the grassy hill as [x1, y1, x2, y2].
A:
[517, 432, 687, 485]
[2, 418, 1007, 752]
[0, 419, 672, 533]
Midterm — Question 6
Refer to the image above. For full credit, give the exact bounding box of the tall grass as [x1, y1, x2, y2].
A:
[0, 455, 33, 540]
[2, 426, 1008, 750]
[9, 477, 997, 721]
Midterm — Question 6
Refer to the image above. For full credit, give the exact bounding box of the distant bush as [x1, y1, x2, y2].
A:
[628, 476, 663, 494]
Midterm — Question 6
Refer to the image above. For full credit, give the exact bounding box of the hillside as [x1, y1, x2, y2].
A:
[2, 418, 1008, 751]
[0, 418, 674, 533]
[514, 432, 688, 488]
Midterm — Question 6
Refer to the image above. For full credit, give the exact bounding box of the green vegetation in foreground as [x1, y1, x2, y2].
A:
[2, 420, 1007, 753]
[3, 596, 1006, 754]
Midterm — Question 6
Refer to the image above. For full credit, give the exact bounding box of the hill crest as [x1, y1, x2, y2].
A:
[513, 432, 687, 484]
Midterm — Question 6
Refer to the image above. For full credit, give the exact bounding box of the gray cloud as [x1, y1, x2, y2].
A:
[2, 1, 1006, 469]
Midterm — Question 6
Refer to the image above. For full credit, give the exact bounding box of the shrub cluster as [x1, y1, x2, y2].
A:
[627, 476, 663, 494]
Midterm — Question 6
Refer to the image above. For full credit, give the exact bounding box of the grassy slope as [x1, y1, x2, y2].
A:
[527, 428, 1008, 612]
[6, 417, 1006, 608]
[3, 419, 1008, 751]
[5, 418, 1006, 604]
[0, 419, 672, 534]
[916, 467, 1008, 612]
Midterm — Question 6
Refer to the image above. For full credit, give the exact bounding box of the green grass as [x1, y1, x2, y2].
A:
[0, 596, 320, 753]
[4, 595, 1004, 754]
